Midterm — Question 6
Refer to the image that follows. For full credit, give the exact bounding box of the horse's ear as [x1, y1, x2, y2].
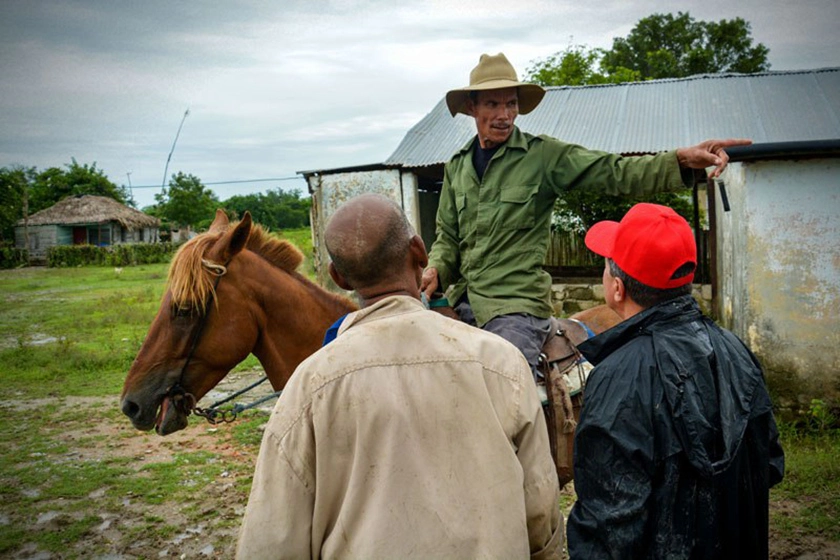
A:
[209, 209, 230, 233]
[218, 212, 251, 262]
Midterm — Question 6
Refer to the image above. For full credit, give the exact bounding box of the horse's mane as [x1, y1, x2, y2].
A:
[167, 221, 305, 312]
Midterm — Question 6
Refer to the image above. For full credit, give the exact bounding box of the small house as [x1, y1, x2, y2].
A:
[15, 195, 160, 259]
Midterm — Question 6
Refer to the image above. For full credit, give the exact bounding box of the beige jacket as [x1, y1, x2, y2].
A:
[236, 296, 563, 559]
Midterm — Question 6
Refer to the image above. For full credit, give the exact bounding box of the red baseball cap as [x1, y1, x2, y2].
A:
[585, 203, 697, 289]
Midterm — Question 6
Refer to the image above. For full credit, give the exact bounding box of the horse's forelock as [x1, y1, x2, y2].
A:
[167, 233, 221, 312]
[166, 222, 304, 311]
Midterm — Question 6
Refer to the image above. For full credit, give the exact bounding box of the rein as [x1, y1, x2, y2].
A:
[167, 258, 282, 425]
[193, 375, 280, 424]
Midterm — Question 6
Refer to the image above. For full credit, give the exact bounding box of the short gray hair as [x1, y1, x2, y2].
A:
[608, 258, 693, 309]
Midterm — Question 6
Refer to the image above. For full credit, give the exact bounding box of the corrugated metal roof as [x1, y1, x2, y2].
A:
[385, 68, 840, 167]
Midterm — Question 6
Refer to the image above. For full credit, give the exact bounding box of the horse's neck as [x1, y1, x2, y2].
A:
[251, 266, 356, 390]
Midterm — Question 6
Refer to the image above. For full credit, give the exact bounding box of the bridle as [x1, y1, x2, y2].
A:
[165, 257, 229, 422]
[165, 257, 282, 425]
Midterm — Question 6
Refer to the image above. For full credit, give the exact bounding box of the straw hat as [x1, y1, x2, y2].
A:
[445, 53, 546, 117]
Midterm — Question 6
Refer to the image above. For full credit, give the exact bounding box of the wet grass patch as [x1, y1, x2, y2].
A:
[770, 427, 840, 542]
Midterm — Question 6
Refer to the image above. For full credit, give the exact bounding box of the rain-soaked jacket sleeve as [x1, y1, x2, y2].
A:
[566, 363, 654, 558]
[768, 398, 786, 488]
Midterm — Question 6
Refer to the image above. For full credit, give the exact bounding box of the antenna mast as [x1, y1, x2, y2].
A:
[161, 108, 190, 190]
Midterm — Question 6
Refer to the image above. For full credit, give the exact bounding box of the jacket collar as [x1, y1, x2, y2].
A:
[578, 295, 701, 366]
[337, 296, 426, 337]
[455, 125, 530, 157]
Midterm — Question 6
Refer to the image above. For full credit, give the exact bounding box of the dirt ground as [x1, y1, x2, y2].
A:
[5, 370, 839, 559]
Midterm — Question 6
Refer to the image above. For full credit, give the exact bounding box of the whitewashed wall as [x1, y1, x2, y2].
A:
[715, 159, 840, 406]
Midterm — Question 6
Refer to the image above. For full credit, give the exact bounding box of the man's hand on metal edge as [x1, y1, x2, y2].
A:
[676, 138, 752, 178]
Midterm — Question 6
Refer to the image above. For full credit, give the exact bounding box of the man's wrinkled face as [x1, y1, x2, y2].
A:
[467, 88, 519, 149]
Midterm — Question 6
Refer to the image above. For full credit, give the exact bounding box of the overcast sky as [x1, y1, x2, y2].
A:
[2, 0, 838, 209]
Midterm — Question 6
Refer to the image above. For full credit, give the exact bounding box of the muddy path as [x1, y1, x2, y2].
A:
[1, 369, 837, 559]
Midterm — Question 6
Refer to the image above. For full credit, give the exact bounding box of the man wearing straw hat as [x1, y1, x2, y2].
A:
[420, 52, 750, 376]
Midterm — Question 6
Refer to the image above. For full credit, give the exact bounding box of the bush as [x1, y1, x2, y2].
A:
[0, 243, 28, 269]
[105, 242, 179, 266]
[46, 243, 178, 268]
[47, 244, 103, 267]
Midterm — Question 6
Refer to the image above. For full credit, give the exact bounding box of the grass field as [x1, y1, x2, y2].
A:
[0, 228, 837, 558]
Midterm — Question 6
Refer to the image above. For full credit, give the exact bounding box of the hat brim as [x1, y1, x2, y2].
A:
[584, 220, 620, 259]
[445, 82, 546, 117]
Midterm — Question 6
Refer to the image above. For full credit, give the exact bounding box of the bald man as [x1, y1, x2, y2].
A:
[237, 194, 563, 559]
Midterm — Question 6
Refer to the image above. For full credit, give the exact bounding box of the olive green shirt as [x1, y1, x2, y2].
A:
[428, 126, 691, 327]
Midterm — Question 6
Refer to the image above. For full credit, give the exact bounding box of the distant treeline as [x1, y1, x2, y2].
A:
[220, 189, 311, 231]
[1, 162, 312, 243]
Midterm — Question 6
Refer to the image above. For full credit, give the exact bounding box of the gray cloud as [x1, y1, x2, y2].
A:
[2, 0, 838, 208]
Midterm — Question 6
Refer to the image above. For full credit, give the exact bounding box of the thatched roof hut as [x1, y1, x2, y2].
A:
[20, 195, 159, 229]
[15, 195, 161, 258]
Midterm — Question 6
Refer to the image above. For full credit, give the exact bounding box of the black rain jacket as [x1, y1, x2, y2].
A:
[567, 295, 785, 559]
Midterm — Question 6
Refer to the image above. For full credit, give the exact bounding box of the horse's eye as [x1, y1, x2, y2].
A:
[173, 306, 193, 318]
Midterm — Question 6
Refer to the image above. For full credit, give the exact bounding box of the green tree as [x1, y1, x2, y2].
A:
[0, 166, 36, 242]
[527, 13, 769, 86]
[525, 45, 640, 87]
[601, 12, 770, 80]
[223, 188, 311, 230]
[29, 159, 130, 213]
[553, 187, 695, 234]
[525, 12, 769, 228]
[154, 172, 219, 229]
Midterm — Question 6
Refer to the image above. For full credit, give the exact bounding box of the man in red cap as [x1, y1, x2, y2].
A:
[421, 52, 752, 379]
[566, 203, 785, 559]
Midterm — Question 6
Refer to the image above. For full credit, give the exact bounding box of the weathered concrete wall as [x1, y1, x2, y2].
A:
[308, 169, 417, 289]
[716, 159, 840, 409]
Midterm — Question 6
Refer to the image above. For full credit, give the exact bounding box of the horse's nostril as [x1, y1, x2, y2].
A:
[122, 399, 140, 419]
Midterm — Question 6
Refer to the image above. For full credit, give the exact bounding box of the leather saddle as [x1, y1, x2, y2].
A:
[428, 295, 596, 487]
[538, 317, 593, 487]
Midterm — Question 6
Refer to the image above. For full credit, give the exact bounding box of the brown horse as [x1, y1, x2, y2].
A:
[120, 210, 357, 435]
[569, 304, 622, 337]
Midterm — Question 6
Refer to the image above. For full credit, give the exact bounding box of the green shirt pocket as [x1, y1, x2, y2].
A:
[497, 185, 537, 230]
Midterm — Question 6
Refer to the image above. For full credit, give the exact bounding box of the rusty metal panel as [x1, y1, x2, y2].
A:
[309, 169, 404, 289]
[399, 171, 420, 234]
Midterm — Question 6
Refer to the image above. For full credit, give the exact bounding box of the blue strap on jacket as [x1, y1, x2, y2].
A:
[322, 315, 347, 346]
